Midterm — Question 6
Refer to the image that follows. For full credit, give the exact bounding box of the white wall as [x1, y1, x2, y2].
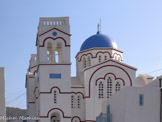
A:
[102, 86, 160, 122]
[38, 61, 71, 122]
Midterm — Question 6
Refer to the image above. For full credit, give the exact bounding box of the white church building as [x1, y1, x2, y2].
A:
[25, 17, 162, 122]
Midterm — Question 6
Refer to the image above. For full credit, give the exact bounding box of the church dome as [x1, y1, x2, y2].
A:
[80, 32, 117, 51]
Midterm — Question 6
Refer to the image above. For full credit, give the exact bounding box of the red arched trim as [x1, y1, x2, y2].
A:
[83, 59, 137, 71]
[78, 53, 93, 62]
[95, 51, 112, 58]
[40, 108, 71, 118]
[71, 116, 82, 122]
[113, 52, 123, 60]
[85, 65, 132, 98]
[40, 86, 85, 99]
[75, 48, 123, 58]
[39, 27, 71, 37]
[95, 72, 125, 86]
[78, 51, 113, 62]
[71, 92, 84, 99]
[39, 37, 70, 47]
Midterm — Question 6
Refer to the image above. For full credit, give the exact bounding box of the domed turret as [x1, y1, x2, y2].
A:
[80, 32, 117, 51]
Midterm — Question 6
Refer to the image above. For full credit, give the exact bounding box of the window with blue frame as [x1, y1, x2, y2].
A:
[96, 105, 112, 122]
[50, 74, 61, 79]
[139, 94, 144, 106]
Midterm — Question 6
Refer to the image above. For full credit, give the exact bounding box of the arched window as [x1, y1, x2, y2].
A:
[56, 42, 62, 63]
[115, 55, 117, 60]
[115, 82, 120, 92]
[47, 51, 50, 61]
[71, 95, 74, 108]
[107, 77, 112, 98]
[118, 57, 121, 62]
[83, 57, 86, 68]
[47, 42, 53, 62]
[77, 96, 81, 109]
[98, 82, 104, 98]
[88, 56, 91, 67]
[55, 51, 59, 63]
[98, 55, 102, 63]
[54, 91, 57, 104]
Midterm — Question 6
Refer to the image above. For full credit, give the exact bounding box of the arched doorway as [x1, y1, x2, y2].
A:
[51, 112, 60, 122]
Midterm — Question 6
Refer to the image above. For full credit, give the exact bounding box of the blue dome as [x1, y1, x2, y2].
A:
[80, 32, 117, 51]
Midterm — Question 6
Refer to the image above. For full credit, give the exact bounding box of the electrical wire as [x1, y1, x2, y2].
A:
[14, 95, 26, 108]
[6, 90, 25, 96]
[7, 92, 26, 105]
[146, 68, 162, 75]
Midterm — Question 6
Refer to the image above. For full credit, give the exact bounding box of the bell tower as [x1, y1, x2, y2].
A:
[36, 17, 71, 64]
[36, 17, 71, 122]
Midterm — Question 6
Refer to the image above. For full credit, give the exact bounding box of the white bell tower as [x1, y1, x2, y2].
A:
[37, 17, 71, 64]
[36, 17, 72, 122]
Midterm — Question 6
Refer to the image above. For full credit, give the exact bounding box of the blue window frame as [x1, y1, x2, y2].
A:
[50, 74, 61, 79]
[139, 94, 144, 106]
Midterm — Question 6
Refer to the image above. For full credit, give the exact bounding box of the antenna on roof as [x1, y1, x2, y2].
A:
[97, 24, 100, 33]
[97, 19, 102, 33]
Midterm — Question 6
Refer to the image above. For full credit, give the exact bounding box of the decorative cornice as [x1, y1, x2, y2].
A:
[39, 27, 71, 37]
[75, 48, 123, 58]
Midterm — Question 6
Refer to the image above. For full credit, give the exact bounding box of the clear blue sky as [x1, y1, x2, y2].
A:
[0, 0, 162, 109]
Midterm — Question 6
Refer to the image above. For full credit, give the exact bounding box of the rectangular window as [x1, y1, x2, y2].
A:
[54, 91, 57, 104]
[139, 94, 144, 106]
[50, 74, 61, 79]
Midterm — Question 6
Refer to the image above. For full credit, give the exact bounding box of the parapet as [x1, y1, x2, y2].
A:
[39, 17, 69, 26]
[38, 17, 70, 35]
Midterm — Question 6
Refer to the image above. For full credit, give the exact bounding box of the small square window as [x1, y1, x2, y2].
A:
[139, 94, 144, 106]
[50, 74, 61, 79]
